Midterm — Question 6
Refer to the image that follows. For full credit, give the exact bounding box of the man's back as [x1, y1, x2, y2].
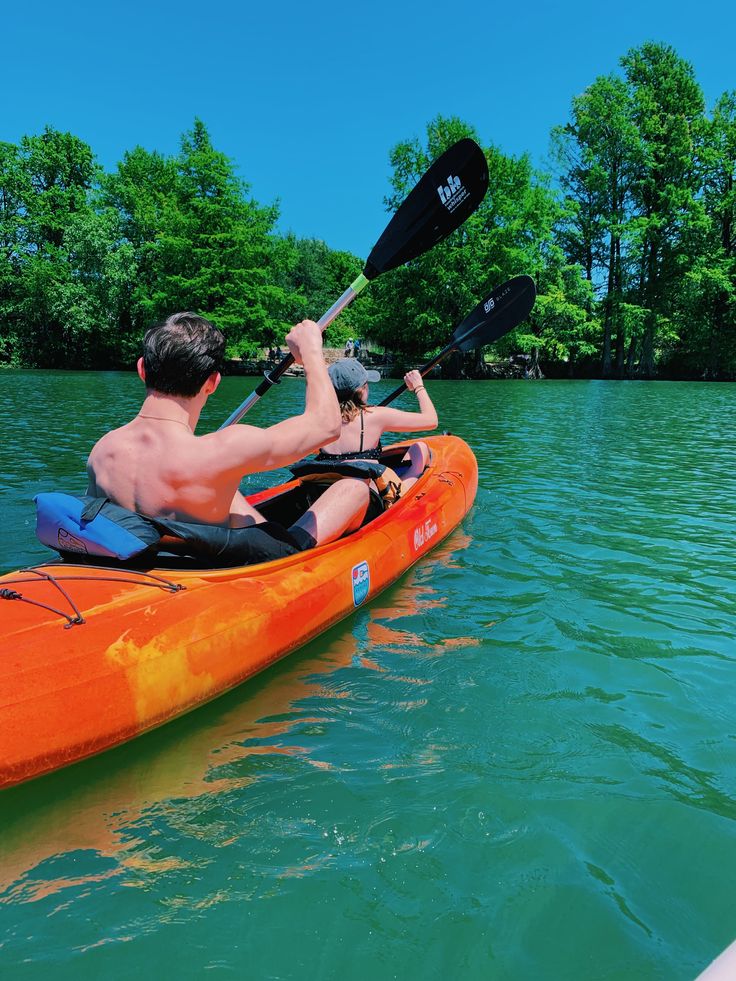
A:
[87, 418, 238, 525]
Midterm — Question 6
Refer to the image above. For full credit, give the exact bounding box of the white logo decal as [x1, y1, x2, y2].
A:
[484, 297, 495, 313]
[437, 174, 469, 213]
[413, 517, 439, 551]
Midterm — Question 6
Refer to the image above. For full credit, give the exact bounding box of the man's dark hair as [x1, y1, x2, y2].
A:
[142, 313, 225, 397]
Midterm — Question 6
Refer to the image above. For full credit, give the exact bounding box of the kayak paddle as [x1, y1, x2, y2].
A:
[220, 138, 489, 428]
[378, 275, 537, 407]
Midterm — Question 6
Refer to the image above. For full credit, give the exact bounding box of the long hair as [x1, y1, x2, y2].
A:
[335, 386, 369, 423]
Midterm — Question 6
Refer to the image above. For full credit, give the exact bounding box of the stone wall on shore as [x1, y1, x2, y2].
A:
[224, 348, 530, 381]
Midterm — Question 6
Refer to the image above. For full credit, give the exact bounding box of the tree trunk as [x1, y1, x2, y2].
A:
[464, 347, 486, 378]
[528, 346, 544, 379]
[442, 350, 463, 379]
[638, 239, 658, 379]
[602, 233, 616, 378]
[614, 237, 625, 379]
[706, 290, 728, 380]
[626, 333, 638, 376]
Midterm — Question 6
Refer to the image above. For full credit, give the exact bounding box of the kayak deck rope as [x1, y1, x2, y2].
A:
[438, 470, 464, 485]
[0, 565, 185, 629]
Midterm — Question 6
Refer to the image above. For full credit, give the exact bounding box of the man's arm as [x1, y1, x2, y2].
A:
[206, 320, 341, 474]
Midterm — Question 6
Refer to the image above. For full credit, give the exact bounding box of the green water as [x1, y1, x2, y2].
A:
[1, 370, 734, 980]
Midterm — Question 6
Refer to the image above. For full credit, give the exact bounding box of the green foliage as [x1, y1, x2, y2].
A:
[103, 120, 294, 359]
[1, 54, 734, 380]
[516, 267, 598, 369]
[667, 90, 736, 378]
[0, 142, 22, 363]
[4, 128, 109, 366]
[550, 41, 736, 378]
[276, 235, 371, 346]
[551, 72, 645, 376]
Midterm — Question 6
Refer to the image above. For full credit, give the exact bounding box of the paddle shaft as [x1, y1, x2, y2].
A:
[219, 274, 369, 429]
[378, 306, 492, 407]
[378, 341, 460, 407]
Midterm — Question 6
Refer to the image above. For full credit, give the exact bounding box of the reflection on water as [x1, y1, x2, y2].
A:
[0, 532, 470, 900]
[2, 374, 736, 980]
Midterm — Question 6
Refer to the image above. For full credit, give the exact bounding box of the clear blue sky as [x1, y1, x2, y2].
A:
[3, 0, 734, 257]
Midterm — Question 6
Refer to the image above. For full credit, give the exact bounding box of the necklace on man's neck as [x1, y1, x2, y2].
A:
[137, 413, 193, 432]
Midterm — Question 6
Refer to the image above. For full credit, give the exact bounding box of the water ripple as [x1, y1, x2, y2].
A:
[1, 375, 736, 979]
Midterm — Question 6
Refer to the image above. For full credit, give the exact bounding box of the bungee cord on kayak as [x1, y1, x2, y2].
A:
[0, 566, 186, 628]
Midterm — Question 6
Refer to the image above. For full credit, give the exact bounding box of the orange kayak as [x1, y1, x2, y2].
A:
[0, 435, 477, 789]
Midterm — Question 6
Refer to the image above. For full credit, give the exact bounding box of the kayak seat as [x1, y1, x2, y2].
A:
[289, 457, 403, 511]
[34, 492, 316, 569]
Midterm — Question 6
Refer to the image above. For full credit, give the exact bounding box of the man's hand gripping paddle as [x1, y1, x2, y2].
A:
[379, 275, 537, 407]
[220, 139, 489, 428]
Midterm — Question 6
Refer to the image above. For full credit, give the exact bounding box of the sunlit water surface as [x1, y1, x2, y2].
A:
[1, 371, 734, 979]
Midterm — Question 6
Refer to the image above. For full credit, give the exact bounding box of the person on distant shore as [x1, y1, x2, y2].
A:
[86, 313, 370, 558]
[353, 338, 361, 359]
[344, 338, 354, 358]
[317, 359, 438, 490]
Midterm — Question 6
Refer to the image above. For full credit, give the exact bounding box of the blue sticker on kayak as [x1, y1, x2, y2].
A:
[352, 561, 370, 607]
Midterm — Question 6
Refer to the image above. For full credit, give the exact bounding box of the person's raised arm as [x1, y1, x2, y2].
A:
[209, 320, 342, 473]
[287, 319, 342, 443]
[372, 370, 439, 434]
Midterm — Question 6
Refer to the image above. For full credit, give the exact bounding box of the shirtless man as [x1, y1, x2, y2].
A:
[86, 312, 370, 556]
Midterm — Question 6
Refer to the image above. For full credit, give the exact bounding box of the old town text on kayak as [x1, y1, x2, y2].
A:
[413, 516, 439, 552]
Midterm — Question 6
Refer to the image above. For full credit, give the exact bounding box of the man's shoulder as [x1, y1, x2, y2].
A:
[89, 422, 129, 454]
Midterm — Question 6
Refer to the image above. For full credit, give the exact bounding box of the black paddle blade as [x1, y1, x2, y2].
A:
[453, 275, 537, 353]
[378, 275, 537, 407]
[363, 139, 488, 281]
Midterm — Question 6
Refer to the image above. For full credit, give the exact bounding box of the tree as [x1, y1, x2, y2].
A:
[276, 235, 373, 347]
[670, 91, 736, 378]
[0, 141, 25, 363]
[104, 120, 294, 359]
[515, 264, 598, 376]
[621, 42, 707, 377]
[9, 128, 123, 367]
[552, 74, 643, 377]
[553, 43, 712, 379]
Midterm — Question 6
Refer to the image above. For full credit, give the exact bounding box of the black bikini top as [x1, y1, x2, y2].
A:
[316, 410, 384, 462]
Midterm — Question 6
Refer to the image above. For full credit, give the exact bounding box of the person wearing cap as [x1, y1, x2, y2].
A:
[317, 359, 438, 490]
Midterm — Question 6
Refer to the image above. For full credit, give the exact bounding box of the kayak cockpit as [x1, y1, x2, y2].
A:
[33, 444, 422, 573]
